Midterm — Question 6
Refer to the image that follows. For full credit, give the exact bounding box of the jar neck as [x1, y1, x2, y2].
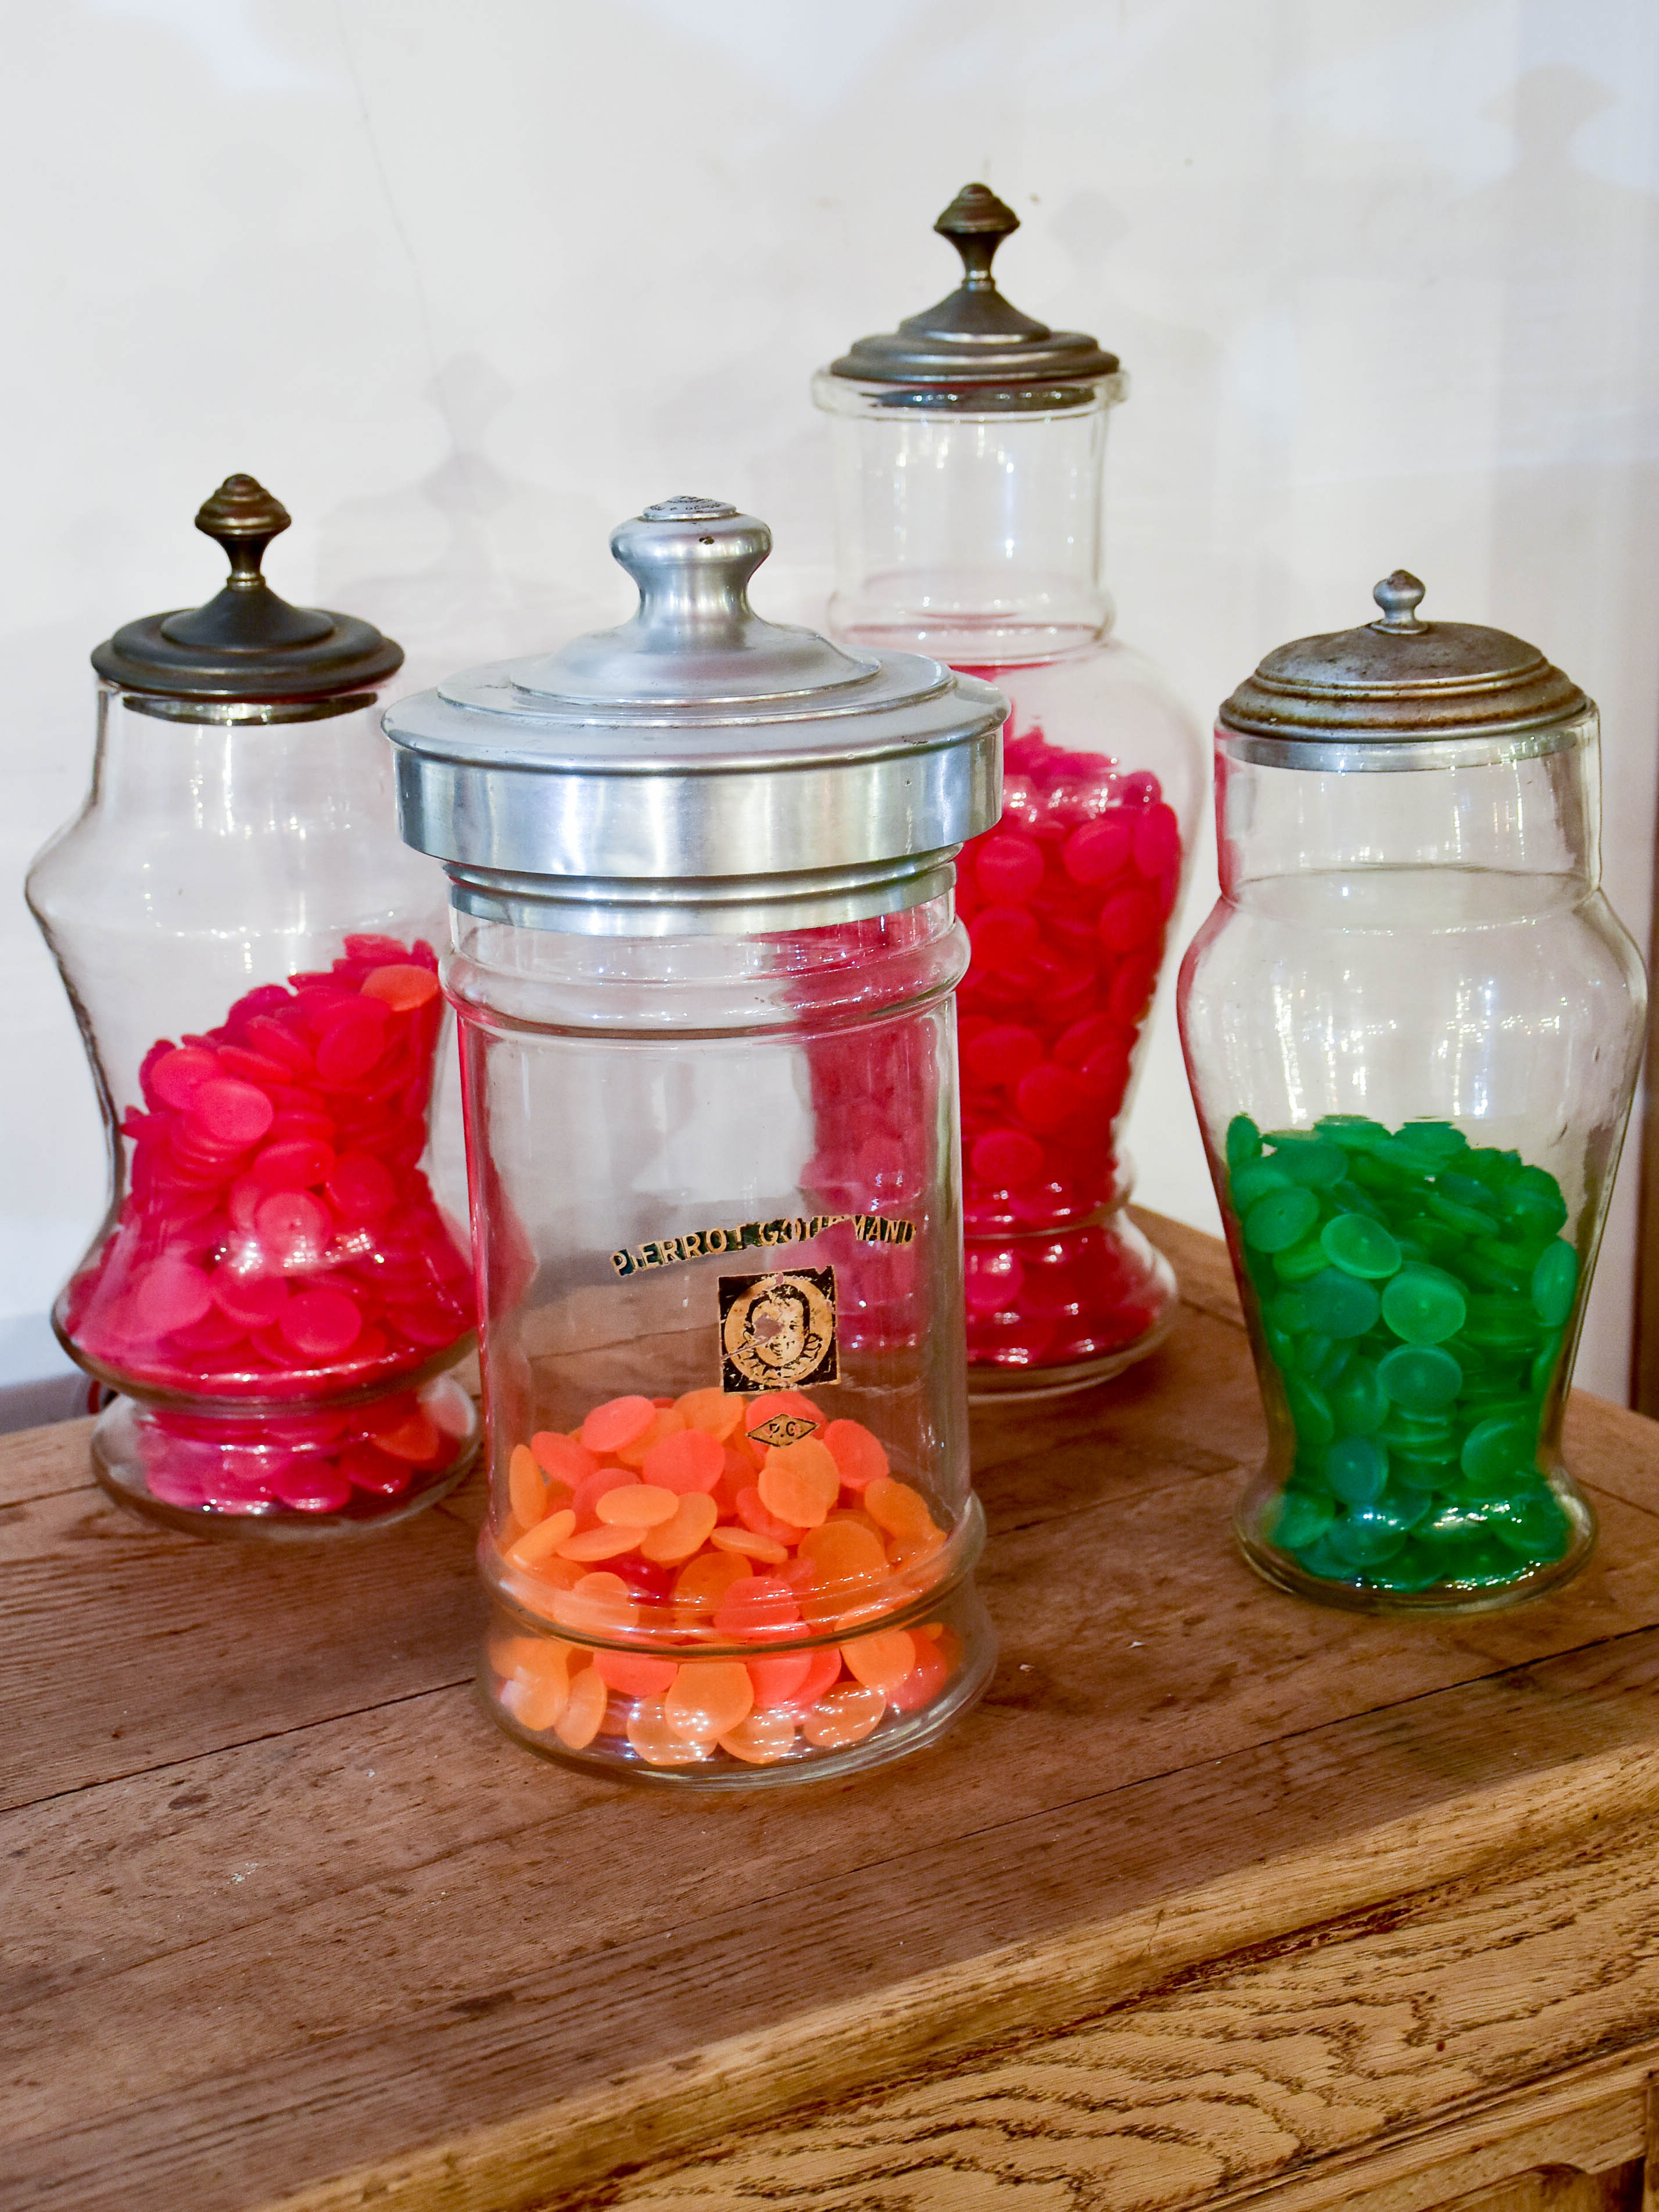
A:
[814, 376, 1116, 665]
[1214, 721, 1603, 901]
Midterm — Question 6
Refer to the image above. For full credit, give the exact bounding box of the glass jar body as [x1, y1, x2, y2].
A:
[450, 896, 994, 1785]
[1178, 720, 1646, 1610]
[25, 687, 478, 1533]
[816, 376, 1205, 1393]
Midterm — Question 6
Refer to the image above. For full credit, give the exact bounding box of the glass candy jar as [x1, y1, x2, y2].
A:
[1179, 574, 1646, 1611]
[27, 477, 478, 1533]
[815, 183, 1204, 1397]
[385, 497, 1005, 1784]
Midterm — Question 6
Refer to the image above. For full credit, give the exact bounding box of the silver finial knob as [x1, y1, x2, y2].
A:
[1372, 571, 1428, 633]
[640, 496, 740, 524]
[610, 501, 772, 652]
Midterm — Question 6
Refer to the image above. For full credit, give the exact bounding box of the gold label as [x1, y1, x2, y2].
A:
[748, 1412, 820, 1447]
[719, 1267, 837, 1394]
[611, 1212, 913, 1279]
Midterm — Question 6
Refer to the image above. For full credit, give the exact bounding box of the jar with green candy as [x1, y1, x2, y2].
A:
[1179, 574, 1646, 1612]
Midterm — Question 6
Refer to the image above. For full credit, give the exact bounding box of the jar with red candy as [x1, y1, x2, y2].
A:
[815, 184, 1204, 1397]
[26, 477, 478, 1533]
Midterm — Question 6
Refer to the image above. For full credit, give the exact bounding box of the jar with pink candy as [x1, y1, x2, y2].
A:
[815, 184, 1203, 1396]
[27, 477, 478, 1532]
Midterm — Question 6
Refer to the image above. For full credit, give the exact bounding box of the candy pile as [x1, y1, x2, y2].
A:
[128, 1375, 476, 1517]
[489, 1387, 961, 1769]
[955, 721, 1180, 1371]
[62, 935, 474, 1402]
[1225, 1113, 1582, 1592]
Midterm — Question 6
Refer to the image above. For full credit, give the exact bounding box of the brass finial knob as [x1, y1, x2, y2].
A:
[1372, 571, 1428, 634]
[934, 182, 1020, 289]
[194, 475, 291, 592]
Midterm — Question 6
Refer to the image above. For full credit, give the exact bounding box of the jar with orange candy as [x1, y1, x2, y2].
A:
[387, 496, 1004, 1782]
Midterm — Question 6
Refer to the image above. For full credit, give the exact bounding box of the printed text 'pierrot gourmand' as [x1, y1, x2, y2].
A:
[611, 1212, 916, 1279]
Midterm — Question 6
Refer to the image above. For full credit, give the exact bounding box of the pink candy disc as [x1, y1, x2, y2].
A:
[211, 1269, 289, 1330]
[253, 1189, 331, 1261]
[313, 998, 391, 1085]
[270, 1461, 354, 1513]
[249, 1137, 335, 1191]
[188, 1078, 276, 1148]
[970, 1130, 1045, 1187]
[149, 1046, 220, 1110]
[279, 1288, 363, 1360]
[138, 1258, 214, 1334]
[973, 832, 1045, 902]
[325, 1151, 397, 1220]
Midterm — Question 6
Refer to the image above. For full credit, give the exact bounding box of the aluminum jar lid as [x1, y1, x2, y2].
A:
[1217, 572, 1590, 769]
[384, 497, 1006, 935]
[91, 475, 403, 718]
[825, 183, 1121, 402]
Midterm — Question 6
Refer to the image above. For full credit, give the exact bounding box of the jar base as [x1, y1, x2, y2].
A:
[967, 1216, 1178, 1402]
[481, 1583, 997, 1789]
[90, 1373, 480, 1540]
[1234, 1469, 1596, 1616]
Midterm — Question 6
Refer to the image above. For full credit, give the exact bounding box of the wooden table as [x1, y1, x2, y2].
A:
[8, 1214, 1659, 2212]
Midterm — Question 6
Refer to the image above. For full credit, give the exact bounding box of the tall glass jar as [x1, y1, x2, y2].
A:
[815, 184, 1203, 1398]
[27, 477, 478, 1534]
[1179, 574, 1646, 1612]
[385, 497, 1005, 1785]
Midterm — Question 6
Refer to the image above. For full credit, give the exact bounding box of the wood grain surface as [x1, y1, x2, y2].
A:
[5, 1214, 1659, 2212]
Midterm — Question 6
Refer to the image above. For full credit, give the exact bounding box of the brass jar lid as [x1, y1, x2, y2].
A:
[92, 475, 403, 706]
[1220, 573, 1587, 755]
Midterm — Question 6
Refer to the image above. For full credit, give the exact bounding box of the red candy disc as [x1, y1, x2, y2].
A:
[279, 1288, 363, 1360]
[188, 1078, 276, 1148]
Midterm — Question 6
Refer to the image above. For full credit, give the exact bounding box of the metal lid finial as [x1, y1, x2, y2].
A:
[640, 496, 740, 524]
[933, 183, 1020, 289]
[1372, 571, 1428, 634]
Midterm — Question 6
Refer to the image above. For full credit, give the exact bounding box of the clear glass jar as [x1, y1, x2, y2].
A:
[386, 496, 1005, 1784]
[1178, 576, 1646, 1611]
[26, 478, 477, 1533]
[815, 184, 1203, 1397]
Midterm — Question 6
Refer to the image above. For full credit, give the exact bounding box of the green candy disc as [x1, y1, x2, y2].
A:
[1315, 1114, 1390, 1150]
[1269, 1489, 1335, 1551]
[1325, 1433, 1388, 1505]
[1377, 1343, 1463, 1412]
[1379, 1263, 1467, 1347]
[1231, 1157, 1295, 1209]
[1531, 1239, 1578, 1327]
[1225, 1114, 1263, 1169]
[1284, 1372, 1335, 1447]
[1300, 1266, 1382, 1340]
[1270, 1141, 1348, 1190]
[1326, 1508, 1409, 1566]
[1331, 1358, 1389, 1436]
[1244, 1185, 1319, 1253]
[1460, 1408, 1539, 1488]
[1274, 1237, 1334, 1285]
[1320, 1211, 1402, 1281]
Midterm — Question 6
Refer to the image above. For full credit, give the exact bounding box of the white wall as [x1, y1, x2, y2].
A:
[5, 0, 1658, 1400]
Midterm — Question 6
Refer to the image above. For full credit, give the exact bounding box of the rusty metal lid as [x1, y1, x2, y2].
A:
[827, 182, 1120, 392]
[1219, 572, 1589, 756]
[92, 475, 403, 703]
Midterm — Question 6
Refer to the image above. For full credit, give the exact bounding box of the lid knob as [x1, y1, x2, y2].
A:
[194, 474, 292, 592]
[933, 182, 1020, 291]
[611, 499, 773, 653]
[1371, 570, 1428, 635]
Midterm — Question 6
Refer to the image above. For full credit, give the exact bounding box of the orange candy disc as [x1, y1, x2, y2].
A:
[642, 1427, 725, 1495]
[801, 1684, 887, 1750]
[508, 1443, 546, 1526]
[552, 1570, 639, 1635]
[798, 1519, 888, 1590]
[531, 1431, 597, 1487]
[506, 1508, 577, 1568]
[757, 1439, 840, 1530]
[714, 1572, 802, 1642]
[865, 1477, 937, 1541]
[747, 1649, 814, 1708]
[719, 1711, 798, 1766]
[675, 1388, 746, 1440]
[594, 1649, 679, 1697]
[596, 1482, 679, 1528]
[556, 1524, 639, 1562]
[823, 1418, 888, 1492]
[744, 1390, 826, 1437]
[710, 1526, 789, 1565]
[888, 1631, 951, 1714]
[510, 1641, 571, 1733]
[554, 1663, 608, 1750]
[842, 1627, 916, 1696]
[639, 1490, 718, 1564]
[579, 1395, 657, 1454]
[360, 962, 441, 1011]
[666, 1659, 754, 1745]
[615, 1406, 687, 1468]
[627, 1698, 712, 1767]
[672, 1549, 751, 1612]
[734, 1486, 804, 1544]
